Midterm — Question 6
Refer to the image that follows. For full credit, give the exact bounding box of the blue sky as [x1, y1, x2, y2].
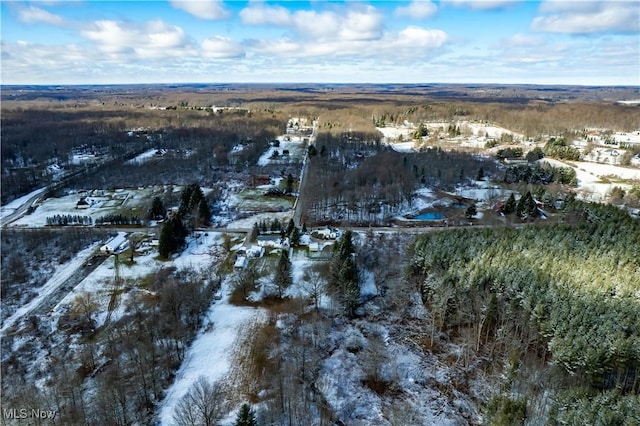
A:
[1, 0, 638, 85]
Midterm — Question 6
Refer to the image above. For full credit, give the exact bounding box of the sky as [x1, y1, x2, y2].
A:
[1, 0, 639, 85]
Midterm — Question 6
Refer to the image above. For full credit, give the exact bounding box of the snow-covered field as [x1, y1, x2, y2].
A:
[158, 281, 267, 425]
[541, 158, 640, 201]
[257, 135, 307, 166]
[7, 186, 219, 228]
[377, 120, 524, 153]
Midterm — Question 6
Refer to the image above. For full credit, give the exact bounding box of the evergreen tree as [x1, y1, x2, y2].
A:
[516, 191, 537, 220]
[286, 173, 294, 194]
[235, 403, 257, 426]
[290, 227, 301, 247]
[302, 222, 307, 234]
[274, 249, 292, 298]
[286, 218, 295, 236]
[476, 167, 485, 181]
[149, 196, 165, 220]
[504, 193, 516, 214]
[198, 199, 211, 226]
[465, 204, 477, 219]
[158, 216, 187, 259]
[330, 230, 360, 317]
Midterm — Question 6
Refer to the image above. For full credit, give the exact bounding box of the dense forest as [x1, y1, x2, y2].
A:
[0, 106, 286, 202]
[301, 131, 500, 225]
[409, 201, 640, 423]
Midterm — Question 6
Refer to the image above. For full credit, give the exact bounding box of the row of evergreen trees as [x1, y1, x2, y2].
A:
[504, 163, 577, 186]
[94, 214, 142, 226]
[250, 218, 306, 247]
[46, 214, 92, 226]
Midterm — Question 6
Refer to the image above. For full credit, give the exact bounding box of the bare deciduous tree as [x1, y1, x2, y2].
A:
[173, 376, 226, 426]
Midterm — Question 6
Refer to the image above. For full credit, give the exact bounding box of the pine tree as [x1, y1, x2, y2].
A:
[274, 249, 292, 298]
[286, 218, 295, 236]
[235, 403, 257, 426]
[158, 216, 187, 258]
[290, 227, 301, 247]
[149, 196, 165, 220]
[516, 191, 537, 220]
[286, 173, 294, 194]
[465, 204, 477, 219]
[330, 230, 360, 317]
[198, 199, 211, 226]
[504, 193, 516, 214]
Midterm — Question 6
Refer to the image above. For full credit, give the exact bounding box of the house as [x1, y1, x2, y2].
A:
[234, 256, 248, 270]
[247, 245, 265, 258]
[309, 242, 320, 252]
[253, 174, 271, 186]
[76, 198, 90, 209]
[100, 233, 129, 254]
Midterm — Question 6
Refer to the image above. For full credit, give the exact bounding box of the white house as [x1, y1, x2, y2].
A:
[100, 233, 129, 254]
[247, 245, 265, 258]
[234, 256, 248, 270]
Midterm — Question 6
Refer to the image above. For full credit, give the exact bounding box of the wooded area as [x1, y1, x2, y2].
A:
[410, 201, 640, 423]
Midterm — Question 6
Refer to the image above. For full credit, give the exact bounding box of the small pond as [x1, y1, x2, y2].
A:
[414, 212, 445, 221]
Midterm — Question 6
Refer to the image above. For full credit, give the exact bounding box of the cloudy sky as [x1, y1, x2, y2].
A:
[1, 0, 638, 85]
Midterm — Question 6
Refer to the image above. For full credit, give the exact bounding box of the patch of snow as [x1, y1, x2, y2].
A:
[158, 278, 267, 425]
[126, 149, 159, 164]
[360, 271, 377, 299]
[0, 187, 47, 220]
[2, 242, 101, 334]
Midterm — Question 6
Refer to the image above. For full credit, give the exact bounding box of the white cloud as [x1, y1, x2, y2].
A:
[395, 1, 438, 19]
[532, 1, 639, 33]
[240, 4, 384, 42]
[500, 33, 546, 47]
[17, 5, 66, 26]
[339, 7, 384, 41]
[81, 20, 195, 59]
[442, 0, 522, 10]
[201, 36, 245, 58]
[239, 3, 292, 26]
[169, 0, 230, 20]
[250, 26, 447, 61]
[395, 27, 448, 48]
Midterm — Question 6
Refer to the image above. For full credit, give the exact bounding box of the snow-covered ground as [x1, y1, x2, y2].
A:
[225, 211, 293, 230]
[126, 148, 159, 164]
[158, 279, 267, 425]
[612, 130, 640, 145]
[48, 232, 226, 331]
[377, 120, 524, 152]
[257, 135, 307, 166]
[541, 158, 640, 201]
[1, 242, 101, 334]
[6, 186, 218, 228]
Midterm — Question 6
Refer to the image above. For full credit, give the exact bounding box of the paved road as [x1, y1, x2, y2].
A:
[0, 188, 47, 227]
